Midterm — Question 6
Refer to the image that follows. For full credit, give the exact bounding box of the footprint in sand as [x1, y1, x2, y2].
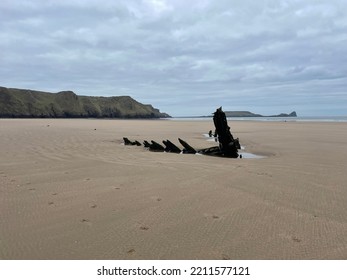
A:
[151, 196, 162, 202]
[52, 193, 58, 196]
[292, 236, 301, 243]
[257, 172, 273, 177]
[90, 204, 97, 209]
[29, 188, 36, 191]
[127, 249, 136, 254]
[81, 219, 92, 226]
[140, 226, 149, 231]
[222, 254, 230, 260]
[115, 187, 121, 190]
[48, 202, 54, 205]
[204, 214, 220, 220]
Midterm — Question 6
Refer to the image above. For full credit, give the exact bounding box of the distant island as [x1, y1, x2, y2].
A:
[194, 110, 297, 118]
[0, 86, 170, 118]
[224, 110, 297, 118]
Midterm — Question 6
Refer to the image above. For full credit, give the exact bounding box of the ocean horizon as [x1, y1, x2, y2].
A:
[168, 116, 347, 122]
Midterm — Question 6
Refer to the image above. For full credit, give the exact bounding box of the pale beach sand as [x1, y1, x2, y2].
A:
[0, 119, 347, 259]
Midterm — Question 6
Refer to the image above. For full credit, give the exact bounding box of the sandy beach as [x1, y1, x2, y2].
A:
[0, 118, 347, 260]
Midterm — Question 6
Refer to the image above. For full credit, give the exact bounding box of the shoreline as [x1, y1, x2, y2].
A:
[2, 115, 347, 123]
[168, 116, 347, 122]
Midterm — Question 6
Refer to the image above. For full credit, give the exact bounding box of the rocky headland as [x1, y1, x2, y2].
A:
[0, 86, 170, 118]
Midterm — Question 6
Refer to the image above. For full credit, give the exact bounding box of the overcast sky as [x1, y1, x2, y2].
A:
[1, 0, 347, 116]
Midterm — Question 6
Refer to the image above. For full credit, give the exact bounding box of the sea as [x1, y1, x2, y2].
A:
[168, 116, 347, 122]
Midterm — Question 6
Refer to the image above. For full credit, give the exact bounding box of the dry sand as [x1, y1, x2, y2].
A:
[0, 118, 347, 260]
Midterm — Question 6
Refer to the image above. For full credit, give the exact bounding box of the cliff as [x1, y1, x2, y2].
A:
[0, 86, 170, 118]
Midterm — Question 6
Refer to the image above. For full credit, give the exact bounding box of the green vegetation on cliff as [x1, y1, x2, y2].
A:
[0, 86, 170, 118]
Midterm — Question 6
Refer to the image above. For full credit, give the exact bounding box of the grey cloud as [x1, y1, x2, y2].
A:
[1, 0, 347, 116]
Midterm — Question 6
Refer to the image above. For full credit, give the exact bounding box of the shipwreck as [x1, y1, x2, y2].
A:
[123, 107, 241, 158]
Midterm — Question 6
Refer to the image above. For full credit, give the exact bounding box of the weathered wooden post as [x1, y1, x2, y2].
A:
[213, 107, 239, 158]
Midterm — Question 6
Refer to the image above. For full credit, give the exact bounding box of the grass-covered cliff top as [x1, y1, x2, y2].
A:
[0, 86, 170, 118]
